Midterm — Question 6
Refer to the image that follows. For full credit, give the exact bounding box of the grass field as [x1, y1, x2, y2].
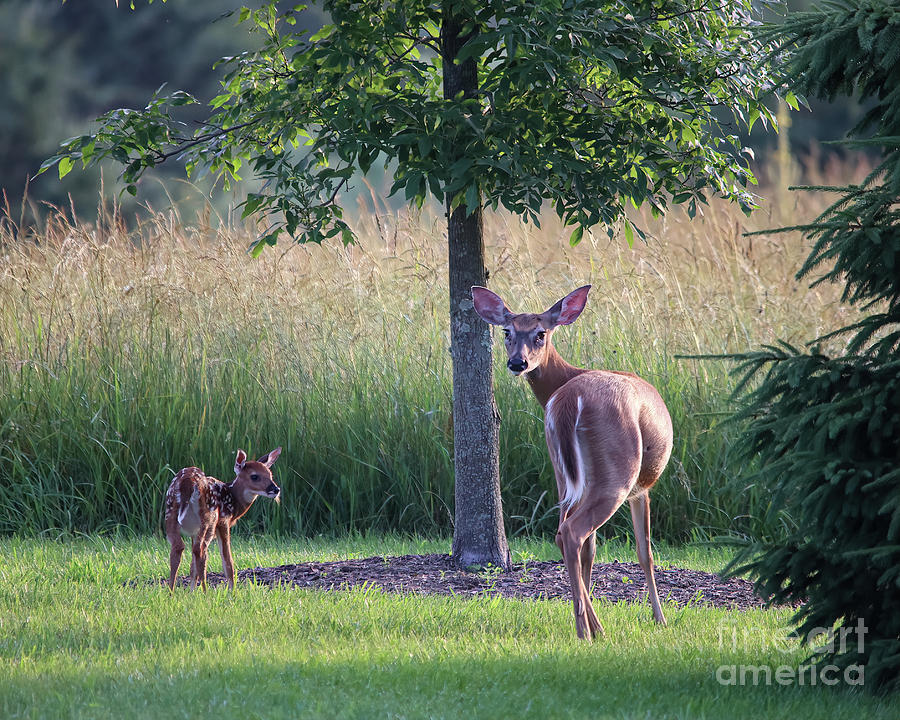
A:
[2, 166, 894, 714]
[0, 170, 869, 542]
[0, 534, 895, 720]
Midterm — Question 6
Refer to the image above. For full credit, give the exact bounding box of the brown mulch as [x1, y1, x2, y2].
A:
[167, 553, 766, 610]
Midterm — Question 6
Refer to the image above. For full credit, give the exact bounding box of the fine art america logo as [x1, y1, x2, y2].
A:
[715, 618, 867, 687]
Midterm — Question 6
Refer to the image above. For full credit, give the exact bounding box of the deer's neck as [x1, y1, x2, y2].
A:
[525, 344, 586, 408]
[221, 482, 256, 524]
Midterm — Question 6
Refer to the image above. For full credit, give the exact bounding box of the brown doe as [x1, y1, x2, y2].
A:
[472, 285, 673, 639]
[164, 448, 282, 590]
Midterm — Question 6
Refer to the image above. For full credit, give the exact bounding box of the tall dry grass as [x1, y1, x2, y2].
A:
[0, 166, 862, 540]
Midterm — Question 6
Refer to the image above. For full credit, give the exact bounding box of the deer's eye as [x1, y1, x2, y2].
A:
[502, 328, 511, 339]
[535, 330, 546, 344]
[250, 473, 260, 481]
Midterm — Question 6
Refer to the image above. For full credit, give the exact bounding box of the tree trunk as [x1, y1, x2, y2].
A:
[442, 7, 511, 570]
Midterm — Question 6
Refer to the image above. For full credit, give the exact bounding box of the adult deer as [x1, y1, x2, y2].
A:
[164, 448, 282, 590]
[472, 285, 672, 639]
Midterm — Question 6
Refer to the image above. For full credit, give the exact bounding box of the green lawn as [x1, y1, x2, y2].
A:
[0, 535, 895, 719]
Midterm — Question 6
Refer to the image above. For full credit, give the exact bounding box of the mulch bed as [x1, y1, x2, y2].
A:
[166, 553, 767, 611]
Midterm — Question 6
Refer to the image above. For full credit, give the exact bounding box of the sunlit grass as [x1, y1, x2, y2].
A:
[0, 535, 894, 720]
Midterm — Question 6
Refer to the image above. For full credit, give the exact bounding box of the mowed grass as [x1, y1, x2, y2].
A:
[1, 535, 896, 720]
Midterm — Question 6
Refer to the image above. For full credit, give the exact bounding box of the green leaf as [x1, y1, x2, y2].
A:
[57, 156, 74, 180]
[464, 184, 479, 215]
[748, 108, 760, 132]
[250, 240, 267, 258]
[250, 231, 279, 257]
[569, 225, 584, 246]
[241, 194, 265, 219]
[623, 221, 634, 248]
[309, 24, 335, 42]
[35, 155, 61, 178]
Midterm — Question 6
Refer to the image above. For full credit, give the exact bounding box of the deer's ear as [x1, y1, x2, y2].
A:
[545, 285, 591, 326]
[259, 447, 281, 467]
[471, 286, 511, 325]
[234, 449, 248, 474]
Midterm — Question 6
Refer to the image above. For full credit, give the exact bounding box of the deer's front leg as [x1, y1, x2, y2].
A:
[217, 524, 236, 589]
[167, 535, 184, 591]
[164, 510, 185, 591]
[188, 537, 198, 588]
[189, 537, 204, 591]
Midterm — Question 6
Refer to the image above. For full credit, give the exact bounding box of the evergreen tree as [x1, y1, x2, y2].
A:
[727, 0, 900, 693]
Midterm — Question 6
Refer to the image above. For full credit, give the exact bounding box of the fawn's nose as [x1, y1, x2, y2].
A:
[266, 483, 281, 501]
[507, 358, 528, 374]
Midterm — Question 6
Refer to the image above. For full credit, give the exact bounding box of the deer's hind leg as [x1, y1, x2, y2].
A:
[558, 492, 626, 640]
[557, 416, 642, 640]
[189, 525, 216, 591]
[552, 447, 608, 639]
[629, 493, 667, 625]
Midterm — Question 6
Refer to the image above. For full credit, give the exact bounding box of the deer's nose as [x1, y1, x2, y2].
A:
[507, 359, 528, 374]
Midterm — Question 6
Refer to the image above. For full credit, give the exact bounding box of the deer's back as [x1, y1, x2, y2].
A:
[546, 370, 673, 492]
[165, 467, 232, 536]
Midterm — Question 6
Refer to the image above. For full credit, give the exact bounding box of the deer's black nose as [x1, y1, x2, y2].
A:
[507, 359, 527, 373]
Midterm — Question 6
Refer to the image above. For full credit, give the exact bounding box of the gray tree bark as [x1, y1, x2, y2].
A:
[442, 7, 511, 570]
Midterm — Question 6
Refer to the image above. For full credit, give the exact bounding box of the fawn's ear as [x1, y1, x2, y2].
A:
[544, 285, 591, 327]
[234, 449, 248, 474]
[471, 286, 512, 326]
[259, 447, 281, 467]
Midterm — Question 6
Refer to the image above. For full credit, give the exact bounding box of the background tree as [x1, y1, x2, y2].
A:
[43, 0, 777, 569]
[726, 0, 900, 693]
[1, 0, 282, 213]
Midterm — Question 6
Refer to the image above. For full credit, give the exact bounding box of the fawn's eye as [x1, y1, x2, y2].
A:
[535, 330, 546, 343]
[250, 473, 259, 481]
[502, 328, 511, 339]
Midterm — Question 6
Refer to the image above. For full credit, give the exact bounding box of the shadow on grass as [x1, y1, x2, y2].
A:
[1, 641, 887, 720]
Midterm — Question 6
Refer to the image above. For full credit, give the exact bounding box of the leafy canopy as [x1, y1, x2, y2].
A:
[42, 0, 777, 253]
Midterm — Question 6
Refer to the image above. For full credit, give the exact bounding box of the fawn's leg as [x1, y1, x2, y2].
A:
[167, 535, 184, 591]
[188, 538, 198, 587]
[217, 525, 236, 589]
[164, 507, 185, 591]
[190, 529, 214, 591]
